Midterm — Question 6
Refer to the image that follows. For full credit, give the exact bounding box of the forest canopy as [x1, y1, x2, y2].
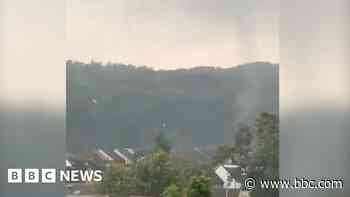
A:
[67, 61, 278, 153]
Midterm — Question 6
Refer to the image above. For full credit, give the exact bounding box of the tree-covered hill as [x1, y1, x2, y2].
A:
[67, 61, 278, 153]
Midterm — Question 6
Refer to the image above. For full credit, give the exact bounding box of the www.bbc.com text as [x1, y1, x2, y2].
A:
[244, 177, 344, 190]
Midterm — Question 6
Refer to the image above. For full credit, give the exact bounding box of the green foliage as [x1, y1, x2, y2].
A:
[212, 145, 235, 166]
[161, 184, 181, 197]
[99, 151, 180, 197]
[187, 176, 211, 197]
[250, 113, 279, 197]
[210, 113, 279, 197]
[97, 113, 279, 197]
[235, 125, 253, 148]
[254, 113, 279, 178]
[67, 61, 278, 152]
[134, 152, 179, 196]
[97, 165, 137, 197]
[155, 132, 172, 153]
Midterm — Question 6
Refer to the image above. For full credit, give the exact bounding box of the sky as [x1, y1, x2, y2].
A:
[66, 0, 279, 69]
[281, 0, 350, 109]
[0, 0, 349, 109]
[1, 0, 66, 108]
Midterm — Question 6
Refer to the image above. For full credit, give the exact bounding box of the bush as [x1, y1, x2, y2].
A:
[187, 176, 211, 197]
[161, 184, 181, 197]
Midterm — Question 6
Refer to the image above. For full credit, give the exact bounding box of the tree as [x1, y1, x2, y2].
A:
[212, 145, 236, 166]
[187, 176, 211, 197]
[67, 61, 278, 153]
[231, 125, 254, 169]
[254, 113, 278, 178]
[169, 154, 207, 189]
[155, 132, 172, 153]
[134, 152, 179, 196]
[161, 184, 181, 197]
[249, 113, 279, 197]
[235, 125, 253, 148]
[97, 165, 137, 197]
[98, 152, 179, 197]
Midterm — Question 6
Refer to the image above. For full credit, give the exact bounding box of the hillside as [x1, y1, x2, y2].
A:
[67, 61, 278, 153]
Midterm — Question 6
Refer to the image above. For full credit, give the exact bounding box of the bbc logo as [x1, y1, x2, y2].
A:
[8, 169, 56, 184]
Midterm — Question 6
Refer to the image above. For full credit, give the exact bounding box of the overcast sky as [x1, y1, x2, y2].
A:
[67, 0, 279, 69]
[1, 0, 349, 109]
[281, 0, 350, 109]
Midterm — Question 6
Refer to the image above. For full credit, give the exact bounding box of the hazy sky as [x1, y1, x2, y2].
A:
[281, 0, 350, 109]
[1, 0, 349, 109]
[67, 0, 279, 69]
[1, 0, 66, 108]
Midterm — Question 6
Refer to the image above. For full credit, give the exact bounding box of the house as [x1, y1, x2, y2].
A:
[65, 148, 139, 171]
[96, 149, 114, 161]
[125, 148, 135, 154]
[215, 164, 242, 189]
[112, 148, 132, 165]
[123, 148, 136, 161]
[66, 157, 89, 170]
[66, 159, 73, 168]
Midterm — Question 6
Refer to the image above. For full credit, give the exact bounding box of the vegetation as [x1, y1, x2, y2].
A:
[97, 113, 278, 197]
[155, 132, 172, 153]
[161, 184, 181, 197]
[212, 145, 235, 166]
[249, 113, 279, 197]
[98, 151, 179, 197]
[67, 60, 278, 152]
[97, 165, 137, 197]
[68, 60, 279, 196]
[187, 176, 211, 197]
[134, 152, 179, 196]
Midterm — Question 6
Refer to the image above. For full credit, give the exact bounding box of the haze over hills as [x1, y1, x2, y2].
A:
[67, 61, 278, 153]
